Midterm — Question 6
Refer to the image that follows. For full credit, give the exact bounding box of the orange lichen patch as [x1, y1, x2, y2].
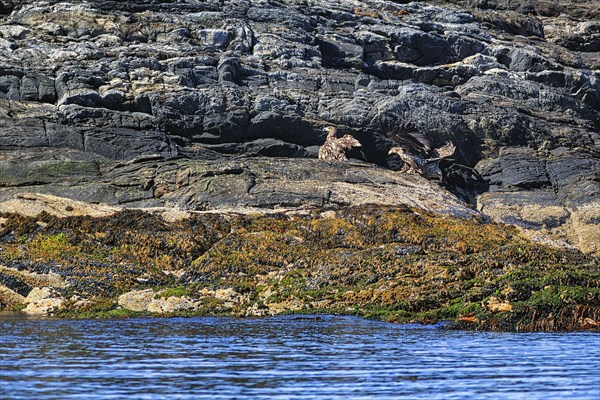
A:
[354, 7, 380, 19]
[459, 313, 478, 323]
[390, 9, 410, 16]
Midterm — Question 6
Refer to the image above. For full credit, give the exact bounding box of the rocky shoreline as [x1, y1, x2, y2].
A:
[0, 0, 598, 330]
[0, 194, 598, 332]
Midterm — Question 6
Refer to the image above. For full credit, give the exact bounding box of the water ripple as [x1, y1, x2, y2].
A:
[1, 315, 599, 399]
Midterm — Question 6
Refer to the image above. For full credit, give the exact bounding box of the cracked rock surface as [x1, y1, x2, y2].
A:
[0, 0, 598, 252]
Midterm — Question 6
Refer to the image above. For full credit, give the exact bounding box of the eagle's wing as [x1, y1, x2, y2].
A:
[339, 135, 362, 149]
[428, 141, 455, 160]
[388, 131, 430, 158]
[407, 132, 431, 152]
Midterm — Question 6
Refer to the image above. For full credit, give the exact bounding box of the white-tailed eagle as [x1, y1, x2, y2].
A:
[388, 132, 455, 179]
[318, 126, 363, 161]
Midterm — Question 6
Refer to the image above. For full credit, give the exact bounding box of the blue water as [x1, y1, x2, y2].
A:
[1, 315, 599, 399]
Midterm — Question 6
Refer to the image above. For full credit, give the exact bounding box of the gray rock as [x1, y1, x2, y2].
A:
[391, 28, 455, 66]
[317, 35, 363, 69]
[498, 48, 558, 73]
[83, 128, 178, 160]
[0, 74, 20, 100]
[556, 22, 600, 53]
[0, 25, 30, 40]
[244, 111, 318, 145]
[477, 148, 550, 190]
[0, 0, 597, 253]
[197, 29, 231, 49]
[477, 11, 545, 38]
[204, 138, 310, 158]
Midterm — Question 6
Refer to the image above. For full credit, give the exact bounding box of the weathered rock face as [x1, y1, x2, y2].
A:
[117, 289, 156, 312]
[117, 288, 247, 313]
[0, 157, 479, 218]
[0, 0, 598, 251]
[23, 286, 66, 315]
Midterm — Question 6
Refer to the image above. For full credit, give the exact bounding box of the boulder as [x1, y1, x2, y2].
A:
[317, 35, 363, 69]
[498, 48, 558, 73]
[24, 287, 56, 303]
[390, 28, 455, 66]
[197, 29, 231, 49]
[477, 148, 550, 191]
[23, 287, 65, 315]
[478, 191, 600, 255]
[0, 25, 31, 40]
[147, 296, 198, 313]
[556, 22, 600, 52]
[0, 285, 26, 308]
[24, 298, 65, 315]
[117, 289, 156, 312]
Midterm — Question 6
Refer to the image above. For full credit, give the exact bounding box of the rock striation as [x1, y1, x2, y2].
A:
[0, 0, 598, 253]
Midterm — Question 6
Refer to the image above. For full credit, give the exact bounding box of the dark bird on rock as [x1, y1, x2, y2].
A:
[388, 132, 455, 180]
[318, 126, 363, 161]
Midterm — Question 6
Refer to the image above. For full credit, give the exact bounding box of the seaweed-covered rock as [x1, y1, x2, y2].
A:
[0, 205, 597, 330]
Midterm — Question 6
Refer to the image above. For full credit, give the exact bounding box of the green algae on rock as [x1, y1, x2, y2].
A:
[0, 204, 597, 331]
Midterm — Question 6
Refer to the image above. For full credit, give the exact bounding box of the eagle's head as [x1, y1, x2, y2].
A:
[388, 146, 407, 157]
[323, 126, 338, 137]
[389, 146, 415, 168]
